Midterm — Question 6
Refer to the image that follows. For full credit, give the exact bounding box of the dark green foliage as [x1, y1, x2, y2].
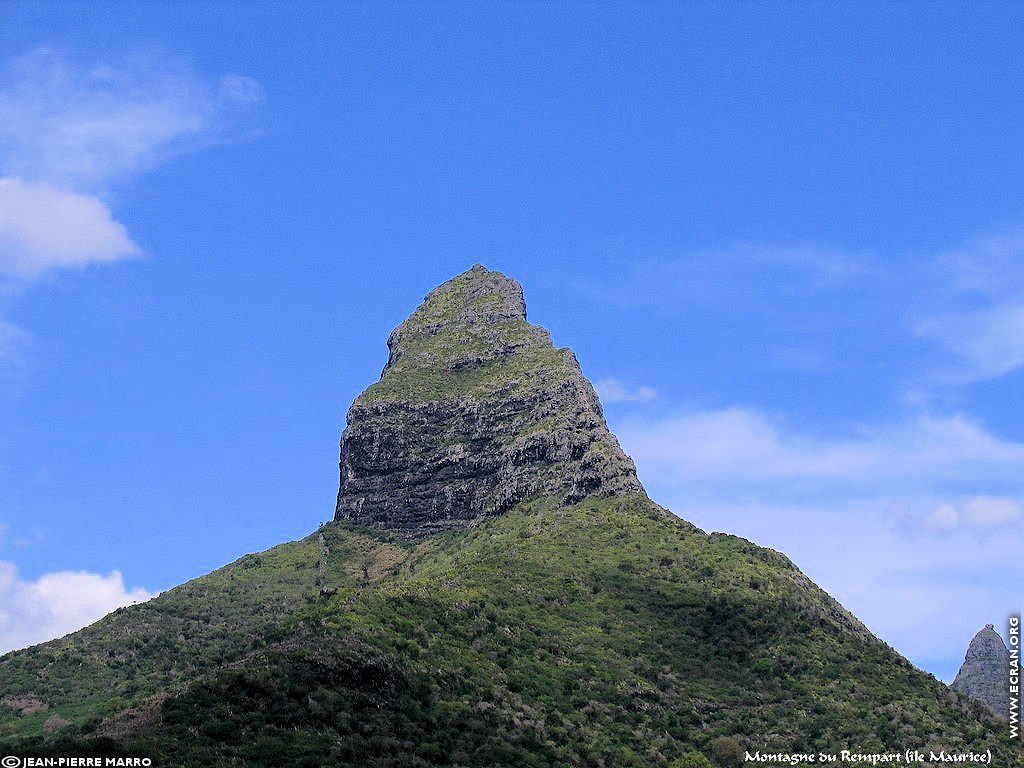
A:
[0, 495, 1017, 766]
[709, 736, 744, 767]
[673, 751, 713, 768]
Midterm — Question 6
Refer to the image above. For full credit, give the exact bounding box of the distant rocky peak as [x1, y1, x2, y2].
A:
[335, 265, 645, 535]
[951, 623, 1011, 719]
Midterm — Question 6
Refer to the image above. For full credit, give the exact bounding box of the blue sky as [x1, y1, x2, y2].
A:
[0, 1, 1020, 683]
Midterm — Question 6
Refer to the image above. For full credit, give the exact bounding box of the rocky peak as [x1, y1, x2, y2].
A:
[951, 623, 1010, 719]
[383, 264, 541, 375]
[335, 265, 645, 535]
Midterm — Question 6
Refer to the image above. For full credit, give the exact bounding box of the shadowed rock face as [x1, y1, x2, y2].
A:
[952, 624, 1011, 719]
[334, 265, 645, 535]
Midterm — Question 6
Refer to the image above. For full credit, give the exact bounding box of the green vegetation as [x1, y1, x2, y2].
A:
[0, 494, 1015, 766]
[362, 341, 573, 403]
[357, 265, 574, 403]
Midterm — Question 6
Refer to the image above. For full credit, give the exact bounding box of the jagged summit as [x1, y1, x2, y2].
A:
[382, 264, 541, 376]
[335, 265, 645, 534]
[951, 623, 1011, 719]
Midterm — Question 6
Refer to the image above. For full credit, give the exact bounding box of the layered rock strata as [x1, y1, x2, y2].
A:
[334, 265, 645, 535]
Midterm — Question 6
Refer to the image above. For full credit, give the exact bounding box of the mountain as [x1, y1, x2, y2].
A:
[336, 264, 643, 535]
[951, 624, 1011, 719]
[333, 264, 638, 536]
[0, 266, 1018, 766]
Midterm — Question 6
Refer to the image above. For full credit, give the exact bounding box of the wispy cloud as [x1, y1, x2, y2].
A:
[918, 301, 1024, 383]
[916, 231, 1024, 384]
[595, 378, 658, 403]
[0, 316, 30, 378]
[0, 48, 263, 191]
[0, 48, 262, 371]
[577, 230, 1024, 391]
[0, 560, 154, 654]
[938, 232, 1024, 297]
[0, 49, 263, 285]
[572, 242, 876, 312]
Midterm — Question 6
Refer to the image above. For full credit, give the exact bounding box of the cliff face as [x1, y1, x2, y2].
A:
[952, 624, 1011, 719]
[334, 265, 644, 534]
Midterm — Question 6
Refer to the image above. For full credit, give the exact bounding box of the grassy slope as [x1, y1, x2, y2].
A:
[0, 495, 1014, 766]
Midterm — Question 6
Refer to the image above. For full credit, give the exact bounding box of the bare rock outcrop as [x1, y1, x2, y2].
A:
[334, 265, 645, 535]
[951, 623, 1011, 719]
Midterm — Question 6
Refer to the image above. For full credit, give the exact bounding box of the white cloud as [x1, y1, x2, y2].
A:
[0, 48, 264, 191]
[616, 407, 1024, 487]
[962, 494, 1023, 527]
[919, 502, 960, 532]
[898, 495, 1023, 535]
[0, 560, 154, 654]
[0, 178, 139, 277]
[595, 378, 658, 403]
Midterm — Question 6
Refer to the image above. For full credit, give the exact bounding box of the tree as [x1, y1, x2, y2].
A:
[671, 750, 713, 768]
[710, 736, 745, 768]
